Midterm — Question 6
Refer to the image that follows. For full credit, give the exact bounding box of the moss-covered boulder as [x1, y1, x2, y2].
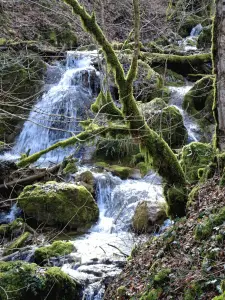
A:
[132, 201, 167, 233]
[140, 100, 188, 148]
[183, 76, 214, 120]
[18, 182, 99, 230]
[34, 241, 75, 265]
[110, 165, 133, 180]
[197, 25, 212, 49]
[154, 67, 185, 87]
[0, 261, 78, 300]
[180, 142, 214, 183]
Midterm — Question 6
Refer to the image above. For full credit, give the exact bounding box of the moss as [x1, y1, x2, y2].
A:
[184, 282, 202, 300]
[3, 232, 31, 256]
[197, 25, 212, 49]
[187, 186, 199, 207]
[178, 15, 204, 37]
[140, 102, 188, 148]
[154, 66, 185, 86]
[154, 268, 171, 283]
[91, 91, 123, 120]
[219, 168, 225, 187]
[117, 286, 126, 297]
[110, 165, 133, 179]
[34, 241, 74, 265]
[141, 52, 212, 76]
[0, 261, 77, 300]
[18, 182, 99, 230]
[212, 293, 225, 300]
[195, 206, 225, 240]
[140, 289, 162, 300]
[164, 185, 187, 217]
[62, 157, 78, 175]
[76, 171, 95, 194]
[180, 142, 214, 183]
[183, 76, 214, 123]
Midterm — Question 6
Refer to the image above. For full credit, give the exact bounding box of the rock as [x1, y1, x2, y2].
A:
[109, 165, 133, 180]
[18, 182, 99, 230]
[180, 142, 214, 183]
[197, 25, 212, 49]
[75, 171, 95, 195]
[0, 261, 78, 300]
[132, 200, 167, 233]
[140, 99, 188, 148]
[3, 232, 32, 256]
[34, 241, 75, 265]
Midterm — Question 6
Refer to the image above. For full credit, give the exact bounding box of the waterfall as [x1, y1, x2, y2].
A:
[179, 24, 203, 52]
[10, 51, 100, 164]
[169, 85, 201, 142]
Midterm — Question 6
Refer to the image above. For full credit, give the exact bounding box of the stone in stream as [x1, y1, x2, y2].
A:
[132, 200, 167, 233]
[18, 182, 99, 230]
[0, 261, 79, 300]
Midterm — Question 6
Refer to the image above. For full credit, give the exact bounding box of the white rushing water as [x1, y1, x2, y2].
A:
[169, 84, 201, 142]
[62, 171, 164, 299]
[3, 51, 100, 164]
[179, 23, 203, 52]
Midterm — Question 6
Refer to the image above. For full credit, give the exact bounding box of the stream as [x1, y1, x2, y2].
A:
[0, 24, 203, 299]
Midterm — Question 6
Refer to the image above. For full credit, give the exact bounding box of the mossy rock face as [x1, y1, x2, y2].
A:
[0, 51, 45, 141]
[197, 25, 212, 49]
[178, 15, 203, 37]
[132, 201, 167, 233]
[34, 241, 75, 265]
[183, 76, 214, 121]
[154, 67, 185, 87]
[0, 261, 78, 300]
[180, 142, 214, 183]
[18, 182, 99, 230]
[140, 101, 188, 148]
[133, 60, 163, 102]
[110, 165, 133, 179]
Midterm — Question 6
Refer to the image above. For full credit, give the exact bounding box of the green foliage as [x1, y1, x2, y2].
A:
[180, 142, 214, 183]
[195, 206, 225, 240]
[18, 182, 99, 229]
[0, 261, 77, 300]
[140, 288, 162, 300]
[154, 268, 171, 283]
[197, 25, 212, 49]
[117, 286, 127, 297]
[184, 282, 202, 300]
[34, 241, 74, 265]
[3, 232, 31, 256]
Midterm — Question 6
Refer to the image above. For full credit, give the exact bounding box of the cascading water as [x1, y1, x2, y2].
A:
[168, 84, 201, 142]
[62, 171, 165, 299]
[179, 23, 203, 51]
[9, 51, 100, 163]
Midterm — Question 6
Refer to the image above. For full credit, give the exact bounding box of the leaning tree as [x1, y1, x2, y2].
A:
[18, 0, 187, 218]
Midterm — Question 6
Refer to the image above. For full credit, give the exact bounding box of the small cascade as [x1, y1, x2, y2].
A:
[62, 171, 164, 299]
[0, 204, 21, 224]
[169, 85, 201, 143]
[9, 51, 100, 164]
[179, 24, 203, 52]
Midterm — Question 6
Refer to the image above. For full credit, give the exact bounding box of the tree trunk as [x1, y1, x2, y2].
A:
[214, 0, 225, 150]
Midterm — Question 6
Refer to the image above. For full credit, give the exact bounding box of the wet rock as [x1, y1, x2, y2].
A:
[132, 200, 167, 233]
[18, 182, 99, 230]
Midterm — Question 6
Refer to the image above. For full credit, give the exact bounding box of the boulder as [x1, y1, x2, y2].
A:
[140, 99, 188, 148]
[34, 241, 75, 265]
[132, 201, 167, 233]
[0, 261, 78, 300]
[75, 170, 95, 195]
[18, 182, 99, 230]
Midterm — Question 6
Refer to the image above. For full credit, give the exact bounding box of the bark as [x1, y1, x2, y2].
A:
[214, 0, 225, 150]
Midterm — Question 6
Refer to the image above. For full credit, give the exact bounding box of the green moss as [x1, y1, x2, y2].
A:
[141, 52, 212, 76]
[34, 241, 74, 265]
[183, 76, 214, 124]
[154, 268, 171, 283]
[117, 286, 126, 297]
[219, 168, 225, 187]
[212, 293, 225, 300]
[178, 15, 204, 37]
[76, 171, 95, 194]
[140, 289, 162, 300]
[18, 182, 99, 230]
[197, 25, 212, 49]
[109, 165, 133, 179]
[62, 157, 78, 175]
[195, 206, 225, 240]
[187, 186, 200, 207]
[3, 232, 31, 256]
[154, 66, 185, 86]
[91, 91, 123, 120]
[0, 261, 77, 300]
[184, 282, 202, 300]
[180, 142, 214, 183]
